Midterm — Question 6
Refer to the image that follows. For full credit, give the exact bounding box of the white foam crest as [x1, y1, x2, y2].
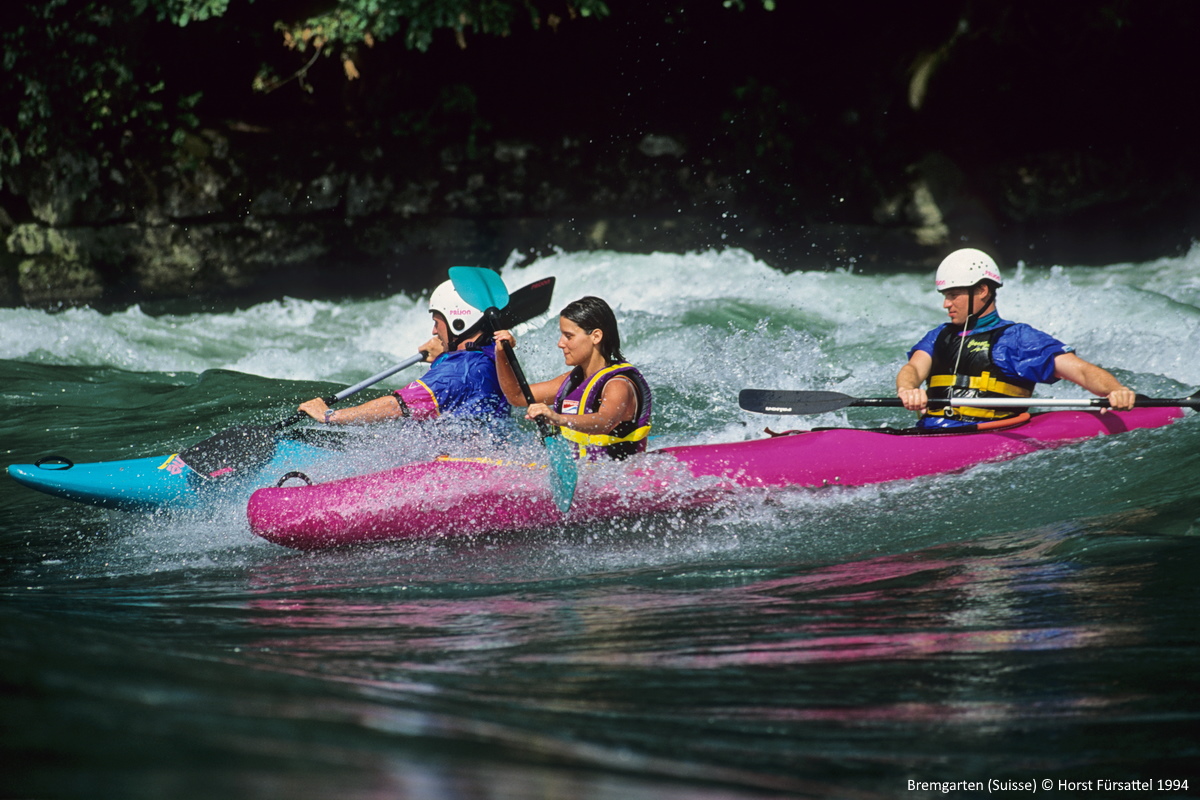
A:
[499, 249, 935, 410]
[503, 248, 934, 338]
[502, 248, 778, 315]
[993, 263, 1200, 387]
[0, 293, 436, 382]
[227, 294, 437, 383]
[2, 247, 1197, 391]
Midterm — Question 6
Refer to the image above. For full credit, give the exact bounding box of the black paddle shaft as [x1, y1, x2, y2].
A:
[739, 388, 1200, 416]
[489, 312, 558, 442]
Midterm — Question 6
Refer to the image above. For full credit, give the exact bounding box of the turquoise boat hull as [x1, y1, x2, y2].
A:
[7, 435, 341, 512]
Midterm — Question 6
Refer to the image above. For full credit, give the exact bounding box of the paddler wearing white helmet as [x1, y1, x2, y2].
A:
[298, 276, 509, 426]
[896, 247, 1136, 431]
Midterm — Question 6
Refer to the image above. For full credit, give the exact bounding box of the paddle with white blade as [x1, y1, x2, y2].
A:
[179, 276, 556, 479]
[449, 266, 578, 514]
[738, 388, 1200, 416]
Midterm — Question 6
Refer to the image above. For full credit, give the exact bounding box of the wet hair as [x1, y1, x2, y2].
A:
[560, 296, 624, 364]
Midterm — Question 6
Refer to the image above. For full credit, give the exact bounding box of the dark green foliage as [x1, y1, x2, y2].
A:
[3, 2, 159, 180]
[271, 0, 610, 55]
[3, 0, 1197, 265]
[0, 0, 610, 188]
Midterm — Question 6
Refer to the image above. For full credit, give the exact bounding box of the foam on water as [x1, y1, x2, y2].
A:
[4, 245, 1198, 392]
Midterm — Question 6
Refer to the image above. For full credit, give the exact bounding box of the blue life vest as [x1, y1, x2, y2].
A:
[397, 345, 510, 420]
[910, 312, 1070, 431]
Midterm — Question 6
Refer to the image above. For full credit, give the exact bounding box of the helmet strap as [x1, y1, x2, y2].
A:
[950, 285, 979, 378]
[448, 321, 490, 352]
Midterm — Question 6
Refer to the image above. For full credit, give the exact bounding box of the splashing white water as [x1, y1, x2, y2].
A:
[3, 245, 1198, 398]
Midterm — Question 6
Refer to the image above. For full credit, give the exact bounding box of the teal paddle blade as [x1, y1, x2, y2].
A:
[544, 433, 578, 514]
[448, 266, 508, 313]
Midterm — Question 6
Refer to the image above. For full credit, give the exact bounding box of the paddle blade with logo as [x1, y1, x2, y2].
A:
[179, 423, 280, 478]
[738, 389, 873, 416]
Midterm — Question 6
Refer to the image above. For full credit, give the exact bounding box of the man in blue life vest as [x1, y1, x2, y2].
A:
[896, 248, 1137, 430]
[298, 280, 509, 425]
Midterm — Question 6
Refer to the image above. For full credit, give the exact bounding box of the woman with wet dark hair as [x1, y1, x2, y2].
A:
[494, 296, 652, 460]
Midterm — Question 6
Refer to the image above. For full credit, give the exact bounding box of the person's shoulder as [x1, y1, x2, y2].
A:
[619, 363, 651, 385]
[922, 321, 953, 338]
[997, 319, 1055, 339]
[911, 322, 948, 353]
[996, 317, 1036, 331]
[995, 320, 1069, 352]
[606, 365, 652, 402]
[437, 347, 491, 365]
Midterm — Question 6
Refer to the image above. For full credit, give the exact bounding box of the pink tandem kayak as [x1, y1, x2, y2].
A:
[247, 407, 1184, 549]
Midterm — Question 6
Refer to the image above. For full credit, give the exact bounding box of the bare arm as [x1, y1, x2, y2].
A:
[1052, 352, 1136, 410]
[493, 329, 568, 407]
[528, 376, 637, 433]
[896, 350, 933, 412]
[298, 394, 406, 424]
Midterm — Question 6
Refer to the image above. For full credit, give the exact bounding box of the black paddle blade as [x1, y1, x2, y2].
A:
[178, 424, 279, 478]
[738, 389, 862, 415]
[498, 276, 555, 330]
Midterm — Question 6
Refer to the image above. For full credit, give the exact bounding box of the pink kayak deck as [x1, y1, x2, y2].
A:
[248, 407, 1183, 549]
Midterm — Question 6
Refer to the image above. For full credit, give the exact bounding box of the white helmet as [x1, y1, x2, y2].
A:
[429, 280, 486, 336]
[935, 248, 1003, 291]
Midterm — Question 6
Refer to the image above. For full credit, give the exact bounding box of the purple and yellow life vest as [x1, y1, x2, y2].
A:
[925, 323, 1034, 421]
[553, 363, 652, 460]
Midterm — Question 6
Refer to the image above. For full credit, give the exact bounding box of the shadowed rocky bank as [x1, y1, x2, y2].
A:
[3, 2, 1198, 309]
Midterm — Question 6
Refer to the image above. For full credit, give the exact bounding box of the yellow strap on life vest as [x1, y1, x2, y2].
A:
[927, 371, 1033, 398]
[560, 424, 652, 449]
[575, 363, 632, 410]
[924, 405, 1016, 420]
